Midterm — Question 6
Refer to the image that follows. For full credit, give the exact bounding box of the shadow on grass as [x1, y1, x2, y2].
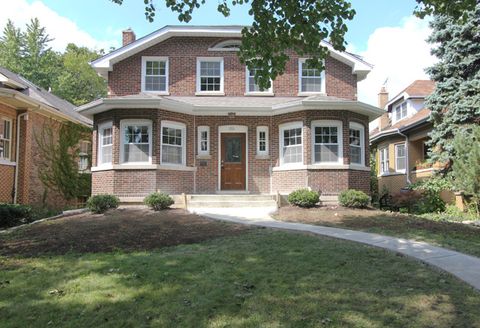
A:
[1, 230, 480, 327]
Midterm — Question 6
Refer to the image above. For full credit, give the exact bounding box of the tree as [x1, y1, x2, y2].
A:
[0, 20, 24, 74]
[52, 44, 107, 106]
[425, 4, 480, 165]
[414, 0, 477, 21]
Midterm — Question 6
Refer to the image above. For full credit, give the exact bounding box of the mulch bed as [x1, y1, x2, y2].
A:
[0, 207, 250, 257]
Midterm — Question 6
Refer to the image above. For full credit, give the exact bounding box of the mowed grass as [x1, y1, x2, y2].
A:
[1, 230, 480, 328]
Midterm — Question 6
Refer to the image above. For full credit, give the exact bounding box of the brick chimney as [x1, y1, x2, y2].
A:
[378, 86, 390, 131]
[122, 28, 136, 46]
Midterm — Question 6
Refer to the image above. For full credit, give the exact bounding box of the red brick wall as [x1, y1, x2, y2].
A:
[108, 37, 357, 100]
[0, 104, 16, 203]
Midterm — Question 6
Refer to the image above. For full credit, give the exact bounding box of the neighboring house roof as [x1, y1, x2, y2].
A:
[77, 94, 384, 121]
[91, 25, 373, 82]
[0, 67, 91, 126]
[385, 80, 435, 111]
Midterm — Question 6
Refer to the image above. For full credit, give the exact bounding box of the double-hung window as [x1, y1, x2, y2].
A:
[197, 126, 210, 156]
[197, 57, 224, 93]
[98, 122, 112, 166]
[256, 126, 269, 156]
[141, 56, 168, 93]
[280, 122, 303, 165]
[121, 120, 152, 164]
[0, 118, 12, 162]
[394, 102, 408, 122]
[299, 59, 325, 94]
[349, 122, 365, 166]
[395, 143, 406, 172]
[246, 67, 272, 94]
[379, 147, 389, 175]
[161, 121, 186, 166]
[78, 141, 91, 172]
[312, 120, 343, 164]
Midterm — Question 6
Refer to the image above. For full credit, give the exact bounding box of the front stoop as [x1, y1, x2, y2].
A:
[187, 194, 278, 209]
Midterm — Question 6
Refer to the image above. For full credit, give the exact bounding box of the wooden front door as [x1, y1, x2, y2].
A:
[221, 133, 246, 190]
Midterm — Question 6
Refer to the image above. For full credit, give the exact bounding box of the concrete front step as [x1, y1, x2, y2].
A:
[190, 194, 275, 202]
[189, 200, 277, 208]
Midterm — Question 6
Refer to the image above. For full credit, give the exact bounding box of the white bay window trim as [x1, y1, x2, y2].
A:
[161, 120, 186, 166]
[298, 58, 326, 95]
[197, 125, 210, 156]
[196, 57, 224, 95]
[245, 66, 273, 95]
[395, 143, 406, 173]
[0, 117, 12, 163]
[97, 121, 113, 166]
[256, 126, 269, 156]
[141, 56, 169, 94]
[379, 147, 389, 175]
[349, 122, 365, 167]
[311, 120, 343, 165]
[120, 119, 152, 164]
[279, 121, 303, 166]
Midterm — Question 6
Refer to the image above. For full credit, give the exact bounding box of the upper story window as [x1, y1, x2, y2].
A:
[256, 126, 269, 156]
[197, 126, 210, 156]
[120, 119, 152, 164]
[280, 122, 303, 166]
[395, 143, 406, 172]
[379, 147, 389, 175]
[208, 40, 241, 51]
[246, 67, 273, 94]
[349, 122, 365, 166]
[98, 122, 113, 166]
[141, 56, 168, 93]
[394, 101, 408, 122]
[0, 117, 12, 162]
[312, 120, 343, 164]
[161, 121, 186, 166]
[196, 57, 224, 94]
[299, 58, 325, 94]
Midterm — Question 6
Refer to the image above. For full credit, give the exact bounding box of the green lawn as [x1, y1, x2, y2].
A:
[1, 230, 480, 327]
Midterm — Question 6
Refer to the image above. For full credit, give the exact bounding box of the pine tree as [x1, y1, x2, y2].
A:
[0, 20, 24, 74]
[426, 3, 480, 165]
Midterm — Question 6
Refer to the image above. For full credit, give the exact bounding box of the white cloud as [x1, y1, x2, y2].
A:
[357, 15, 437, 107]
[0, 0, 118, 52]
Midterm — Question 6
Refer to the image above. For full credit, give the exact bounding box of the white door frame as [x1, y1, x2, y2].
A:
[218, 125, 248, 191]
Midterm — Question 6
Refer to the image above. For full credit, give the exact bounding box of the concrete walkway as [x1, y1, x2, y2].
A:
[193, 208, 480, 292]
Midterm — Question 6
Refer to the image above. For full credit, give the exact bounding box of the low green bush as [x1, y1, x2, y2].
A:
[86, 194, 119, 214]
[288, 189, 319, 208]
[144, 192, 174, 211]
[391, 189, 445, 215]
[0, 203, 32, 228]
[339, 189, 370, 208]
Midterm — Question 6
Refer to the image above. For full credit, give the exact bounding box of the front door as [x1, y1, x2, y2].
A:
[221, 133, 246, 190]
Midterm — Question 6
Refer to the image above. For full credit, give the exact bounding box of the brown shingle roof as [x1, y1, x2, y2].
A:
[370, 108, 431, 139]
[390, 80, 436, 102]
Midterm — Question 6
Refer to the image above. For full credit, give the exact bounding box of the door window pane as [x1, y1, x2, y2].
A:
[225, 136, 242, 163]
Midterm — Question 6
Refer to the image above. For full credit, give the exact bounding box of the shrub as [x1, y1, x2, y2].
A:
[339, 189, 370, 208]
[86, 194, 119, 214]
[0, 204, 32, 228]
[391, 189, 445, 214]
[144, 192, 174, 211]
[288, 189, 319, 208]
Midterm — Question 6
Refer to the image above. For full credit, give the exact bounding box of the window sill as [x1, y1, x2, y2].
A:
[196, 154, 212, 160]
[0, 160, 16, 166]
[244, 92, 274, 97]
[140, 91, 170, 96]
[273, 164, 370, 172]
[297, 92, 327, 97]
[92, 164, 196, 172]
[195, 91, 225, 96]
[255, 154, 270, 160]
[377, 172, 406, 177]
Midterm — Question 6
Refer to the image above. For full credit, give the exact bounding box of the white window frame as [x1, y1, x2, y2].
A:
[279, 121, 303, 166]
[245, 66, 273, 95]
[394, 101, 408, 122]
[97, 121, 113, 166]
[141, 56, 169, 94]
[208, 40, 241, 52]
[379, 147, 389, 175]
[311, 120, 343, 165]
[256, 126, 269, 156]
[78, 140, 91, 172]
[298, 58, 326, 95]
[161, 120, 186, 166]
[349, 122, 365, 166]
[120, 119, 152, 165]
[395, 143, 406, 173]
[0, 117, 12, 163]
[196, 57, 224, 95]
[197, 125, 210, 156]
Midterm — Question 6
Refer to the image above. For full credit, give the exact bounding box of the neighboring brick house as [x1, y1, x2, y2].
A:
[78, 25, 383, 200]
[0, 67, 92, 208]
[370, 80, 453, 202]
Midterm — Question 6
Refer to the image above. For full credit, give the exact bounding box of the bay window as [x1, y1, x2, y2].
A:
[379, 147, 389, 175]
[349, 122, 365, 166]
[161, 121, 186, 165]
[395, 143, 406, 172]
[312, 120, 343, 164]
[98, 122, 112, 166]
[120, 120, 152, 164]
[280, 122, 303, 165]
[0, 118, 11, 162]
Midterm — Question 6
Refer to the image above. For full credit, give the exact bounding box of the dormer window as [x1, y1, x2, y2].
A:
[208, 40, 241, 51]
[394, 101, 408, 121]
[141, 56, 168, 93]
[298, 58, 325, 95]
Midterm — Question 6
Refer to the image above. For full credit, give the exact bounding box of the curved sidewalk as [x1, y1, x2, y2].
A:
[193, 208, 480, 292]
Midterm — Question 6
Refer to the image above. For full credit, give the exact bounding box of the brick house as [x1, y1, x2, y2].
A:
[78, 26, 383, 201]
[0, 67, 92, 208]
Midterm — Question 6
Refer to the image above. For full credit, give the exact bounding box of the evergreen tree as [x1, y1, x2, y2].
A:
[426, 4, 480, 165]
[0, 20, 24, 74]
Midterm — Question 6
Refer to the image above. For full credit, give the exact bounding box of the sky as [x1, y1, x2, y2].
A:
[0, 0, 436, 106]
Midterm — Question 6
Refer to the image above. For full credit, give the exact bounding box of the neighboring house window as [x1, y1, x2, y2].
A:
[0, 118, 11, 161]
[121, 120, 152, 164]
[98, 122, 113, 165]
[379, 147, 389, 175]
[299, 58, 325, 94]
[78, 141, 91, 172]
[349, 122, 365, 166]
[196, 57, 224, 93]
[141, 56, 168, 93]
[312, 120, 343, 164]
[394, 101, 408, 121]
[280, 122, 303, 165]
[395, 143, 406, 172]
[197, 126, 210, 156]
[246, 67, 272, 94]
[256, 126, 269, 155]
[161, 121, 186, 165]
[423, 141, 431, 160]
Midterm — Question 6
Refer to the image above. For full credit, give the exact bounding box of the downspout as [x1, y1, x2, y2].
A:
[13, 112, 28, 204]
[193, 115, 196, 194]
[397, 129, 411, 185]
